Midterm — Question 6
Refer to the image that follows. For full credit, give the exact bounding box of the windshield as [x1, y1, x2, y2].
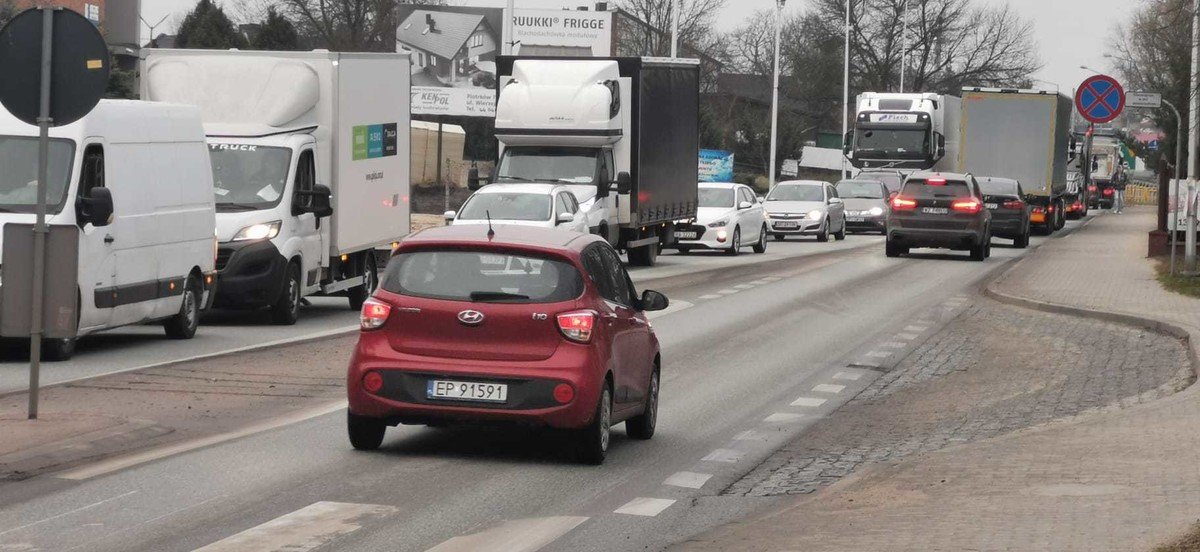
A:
[0, 136, 75, 214]
[836, 180, 885, 199]
[498, 147, 599, 184]
[382, 250, 584, 303]
[856, 128, 929, 156]
[459, 192, 551, 221]
[698, 187, 736, 208]
[857, 172, 904, 193]
[768, 185, 824, 202]
[209, 144, 292, 212]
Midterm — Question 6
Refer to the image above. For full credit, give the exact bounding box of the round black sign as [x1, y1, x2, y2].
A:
[0, 8, 110, 127]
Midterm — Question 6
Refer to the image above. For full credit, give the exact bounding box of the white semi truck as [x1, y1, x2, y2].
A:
[484, 56, 700, 266]
[844, 92, 961, 172]
[142, 49, 411, 323]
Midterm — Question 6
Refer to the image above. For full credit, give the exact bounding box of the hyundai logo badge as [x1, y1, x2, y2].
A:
[457, 310, 485, 326]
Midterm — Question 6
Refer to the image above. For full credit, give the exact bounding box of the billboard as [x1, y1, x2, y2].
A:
[398, 5, 614, 118]
[699, 149, 735, 182]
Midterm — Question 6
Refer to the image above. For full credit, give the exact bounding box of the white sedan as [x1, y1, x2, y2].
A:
[673, 182, 768, 255]
[446, 183, 589, 233]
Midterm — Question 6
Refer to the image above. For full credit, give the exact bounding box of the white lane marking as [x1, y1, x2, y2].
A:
[833, 371, 862, 381]
[748, 279, 770, 285]
[664, 471, 713, 489]
[193, 501, 396, 552]
[717, 289, 740, 295]
[904, 325, 928, 332]
[56, 401, 348, 481]
[734, 284, 755, 289]
[896, 332, 919, 340]
[812, 384, 846, 394]
[614, 498, 676, 517]
[763, 412, 804, 423]
[424, 516, 588, 552]
[702, 449, 744, 463]
[880, 341, 907, 349]
[0, 490, 138, 538]
[698, 294, 722, 300]
[865, 350, 892, 358]
[791, 397, 827, 407]
[735, 429, 770, 440]
[646, 300, 693, 320]
[763, 276, 782, 282]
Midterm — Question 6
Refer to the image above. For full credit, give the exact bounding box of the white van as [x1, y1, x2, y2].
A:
[0, 100, 217, 360]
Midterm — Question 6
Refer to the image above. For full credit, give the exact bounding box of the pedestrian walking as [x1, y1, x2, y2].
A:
[1113, 162, 1127, 214]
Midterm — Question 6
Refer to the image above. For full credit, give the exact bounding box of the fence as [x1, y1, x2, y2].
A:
[1126, 182, 1158, 206]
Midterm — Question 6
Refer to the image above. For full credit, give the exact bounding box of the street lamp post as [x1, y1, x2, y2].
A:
[768, 0, 785, 188]
[900, 0, 908, 93]
[1187, 0, 1200, 272]
[671, 0, 679, 58]
[842, 0, 851, 179]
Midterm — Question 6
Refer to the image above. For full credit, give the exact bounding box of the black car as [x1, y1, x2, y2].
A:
[886, 172, 992, 261]
[977, 177, 1031, 248]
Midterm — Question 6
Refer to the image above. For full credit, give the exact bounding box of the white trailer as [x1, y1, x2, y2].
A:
[142, 49, 411, 323]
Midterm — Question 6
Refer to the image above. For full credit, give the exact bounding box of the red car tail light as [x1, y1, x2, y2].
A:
[553, 383, 575, 404]
[951, 198, 983, 214]
[557, 311, 595, 343]
[1088, 185, 1098, 193]
[1102, 188, 1114, 196]
[362, 371, 384, 393]
[360, 299, 391, 330]
[1002, 200, 1025, 210]
[891, 196, 918, 210]
[1032, 206, 1045, 214]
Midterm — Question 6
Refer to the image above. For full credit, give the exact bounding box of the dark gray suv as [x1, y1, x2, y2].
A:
[885, 172, 992, 261]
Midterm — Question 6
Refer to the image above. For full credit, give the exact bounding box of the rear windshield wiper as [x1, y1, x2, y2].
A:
[469, 291, 530, 302]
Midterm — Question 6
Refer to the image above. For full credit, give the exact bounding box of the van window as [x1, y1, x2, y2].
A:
[381, 250, 583, 304]
[0, 136, 75, 214]
[295, 150, 315, 211]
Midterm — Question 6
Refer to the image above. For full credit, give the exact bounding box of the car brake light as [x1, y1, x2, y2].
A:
[360, 299, 391, 330]
[1032, 206, 1045, 214]
[557, 311, 595, 343]
[891, 196, 917, 210]
[1002, 200, 1024, 210]
[362, 371, 384, 393]
[1102, 188, 1114, 196]
[553, 383, 575, 404]
[927, 178, 947, 186]
[1088, 185, 1098, 193]
[951, 198, 983, 214]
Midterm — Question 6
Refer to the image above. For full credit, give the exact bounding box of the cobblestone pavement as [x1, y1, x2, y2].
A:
[726, 297, 1193, 497]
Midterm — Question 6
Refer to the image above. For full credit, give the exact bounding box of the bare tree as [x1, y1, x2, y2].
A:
[616, 0, 726, 57]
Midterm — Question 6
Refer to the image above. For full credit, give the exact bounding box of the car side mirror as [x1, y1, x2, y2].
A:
[468, 168, 486, 191]
[616, 172, 632, 195]
[738, 201, 753, 210]
[829, 197, 843, 205]
[757, 195, 765, 203]
[77, 186, 114, 227]
[936, 133, 946, 158]
[639, 289, 669, 312]
[444, 210, 457, 224]
[296, 184, 333, 218]
[556, 212, 574, 225]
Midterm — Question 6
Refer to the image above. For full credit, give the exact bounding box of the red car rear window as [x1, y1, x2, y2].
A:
[381, 250, 583, 304]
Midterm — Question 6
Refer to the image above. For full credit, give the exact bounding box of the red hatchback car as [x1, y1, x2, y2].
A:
[346, 225, 668, 464]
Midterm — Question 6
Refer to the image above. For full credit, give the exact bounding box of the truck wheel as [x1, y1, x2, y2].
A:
[627, 233, 659, 267]
[347, 412, 386, 451]
[347, 253, 378, 311]
[41, 337, 77, 362]
[271, 263, 302, 325]
[163, 276, 201, 339]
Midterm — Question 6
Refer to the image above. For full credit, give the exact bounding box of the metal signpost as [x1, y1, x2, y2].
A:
[0, 8, 110, 418]
[1128, 92, 1185, 274]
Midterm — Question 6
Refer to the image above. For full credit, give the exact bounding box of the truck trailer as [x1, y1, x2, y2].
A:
[844, 92, 961, 172]
[487, 56, 700, 266]
[959, 88, 1072, 234]
[142, 49, 412, 323]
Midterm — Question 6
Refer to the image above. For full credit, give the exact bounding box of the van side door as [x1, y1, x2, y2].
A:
[293, 149, 323, 293]
[75, 143, 116, 331]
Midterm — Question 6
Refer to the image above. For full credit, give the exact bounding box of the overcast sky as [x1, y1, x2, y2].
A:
[141, 0, 1130, 91]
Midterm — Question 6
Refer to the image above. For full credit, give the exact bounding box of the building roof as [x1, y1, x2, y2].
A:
[397, 10, 489, 60]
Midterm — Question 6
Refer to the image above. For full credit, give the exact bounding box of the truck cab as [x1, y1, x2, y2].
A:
[845, 93, 960, 172]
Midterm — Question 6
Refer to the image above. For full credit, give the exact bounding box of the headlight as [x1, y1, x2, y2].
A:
[807, 210, 823, 221]
[707, 219, 728, 228]
[869, 207, 885, 216]
[232, 221, 282, 242]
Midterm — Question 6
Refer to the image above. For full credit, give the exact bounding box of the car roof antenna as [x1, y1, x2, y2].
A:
[486, 210, 495, 240]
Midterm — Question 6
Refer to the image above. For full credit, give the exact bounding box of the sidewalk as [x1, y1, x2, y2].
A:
[671, 207, 1200, 552]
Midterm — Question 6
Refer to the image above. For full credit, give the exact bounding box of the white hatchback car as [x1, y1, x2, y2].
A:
[446, 183, 589, 233]
[674, 182, 768, 255]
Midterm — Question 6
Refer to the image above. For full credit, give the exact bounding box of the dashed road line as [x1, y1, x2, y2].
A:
[698, 294, 722, 300]
[896, 332, 919, 340]
[812, 384, 846, 394]
[880, 341, 907, 349]
[702, 449, 744, 463]
[833, 371, 863, 381]
[424, 516, 589, 552]
[717, 289, 740, 295]
[790, 397, 827, 407]
[905, 325, 928, 332]
[735, 429, 771, 440]
[664, 471, 713, 489]
[762, 276, 782, 282]
[748, 279, 770, 285]
[734, 284, 756, 289]
[865, 350, 892, 358]
[614, 498, 676, 517]
[193, 501, 396, 552]
[764, 412, 805, 423]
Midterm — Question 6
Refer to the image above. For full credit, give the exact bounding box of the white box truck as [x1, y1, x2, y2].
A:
[142, 50, 411, 324]
[487, 56, 700, 266]
[0, 100, 217, 360]
[845, 92, 961, 173]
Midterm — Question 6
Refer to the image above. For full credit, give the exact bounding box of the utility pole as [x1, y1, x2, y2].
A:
[671, 0, 679, 58]
[504, 0, 516, 55]
[842, 0, 851, 179]
[768, 0, 784, 188]
[1187, 0, 1199, 272]
[900, 0, 908, 93]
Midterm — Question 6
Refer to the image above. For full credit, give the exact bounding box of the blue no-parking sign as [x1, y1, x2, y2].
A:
[1075, 75, 1125, 124]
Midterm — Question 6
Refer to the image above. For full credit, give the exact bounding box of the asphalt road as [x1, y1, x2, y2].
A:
[0, 220, 1090, 552]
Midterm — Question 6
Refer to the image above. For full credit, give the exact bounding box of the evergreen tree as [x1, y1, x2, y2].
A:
[177, 0, 247, 50]
[251, 7, 301, 51]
